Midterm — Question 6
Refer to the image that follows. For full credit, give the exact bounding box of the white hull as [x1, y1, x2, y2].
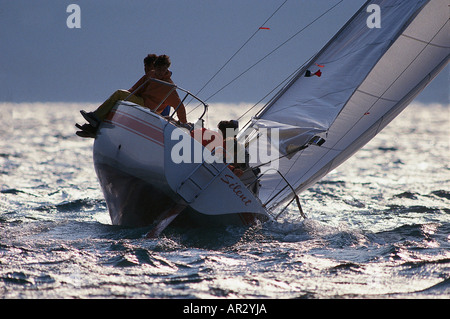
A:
[93, 101, 270, 230]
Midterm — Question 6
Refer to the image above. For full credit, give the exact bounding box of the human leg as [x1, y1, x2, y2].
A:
[93, 90, 144, 120]
[76, 89, 144, 138]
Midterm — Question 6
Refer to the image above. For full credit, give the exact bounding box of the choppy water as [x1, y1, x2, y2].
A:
[0, 102, 449, 299]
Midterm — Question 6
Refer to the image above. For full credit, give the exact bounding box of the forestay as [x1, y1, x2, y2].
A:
[244, 0, 449, 211]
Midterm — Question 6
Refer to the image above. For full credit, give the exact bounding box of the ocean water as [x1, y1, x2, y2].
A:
[0, 102, 449, 300]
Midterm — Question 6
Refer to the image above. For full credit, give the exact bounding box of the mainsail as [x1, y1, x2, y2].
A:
[244, 0, 449, 211]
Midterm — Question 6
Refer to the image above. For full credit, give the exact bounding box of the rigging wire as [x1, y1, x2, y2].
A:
[188, 0, 344, 116]
[236, 65, 301, 122]
[236, 0, 347, 206]
[237, 52, 316, 123]
[191, 0, 289, 101]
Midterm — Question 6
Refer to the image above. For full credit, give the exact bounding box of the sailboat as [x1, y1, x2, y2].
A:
[88, 0, 449, 237]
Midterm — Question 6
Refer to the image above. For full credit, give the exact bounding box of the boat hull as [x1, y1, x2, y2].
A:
[94, 162, 177, 227]
[94, 162, 264, 228]
[93, 102, 269, 230]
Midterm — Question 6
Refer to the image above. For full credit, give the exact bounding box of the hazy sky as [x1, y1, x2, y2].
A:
[1, 0, 448, 104]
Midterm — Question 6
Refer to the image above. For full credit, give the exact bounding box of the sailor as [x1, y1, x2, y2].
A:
[76, 54, 187, 138]
[217, 120, 261, 193]
[217, 120, 248, 177]
[135, 54, 187, 124]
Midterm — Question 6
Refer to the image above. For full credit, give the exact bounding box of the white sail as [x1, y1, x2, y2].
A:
[245, 0, 449, 210]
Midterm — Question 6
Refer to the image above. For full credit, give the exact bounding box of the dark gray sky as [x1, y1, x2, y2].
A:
[1, 0, 448, 104]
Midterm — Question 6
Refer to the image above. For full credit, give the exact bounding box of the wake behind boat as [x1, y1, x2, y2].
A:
[80, 0, 449, 237]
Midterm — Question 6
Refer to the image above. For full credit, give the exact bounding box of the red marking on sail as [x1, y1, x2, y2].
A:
[259, 27, 270, 30]
[315, 63, 325, 68]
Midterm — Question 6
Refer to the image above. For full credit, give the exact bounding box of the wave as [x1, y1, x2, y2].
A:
[385, 204, 443, 215]
[1, 188, 38, 197]
[431, 190, 450, 200]
[102, 246, 177, 270]
[418, 277, 450, 294]
[35, 198, 105, 213]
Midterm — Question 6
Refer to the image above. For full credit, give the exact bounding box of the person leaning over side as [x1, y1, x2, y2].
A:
[76, 54, 187, 138]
